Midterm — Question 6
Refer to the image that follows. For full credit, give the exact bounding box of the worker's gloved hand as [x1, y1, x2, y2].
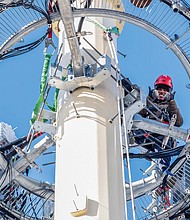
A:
[148, 87, 158, 100]
[164, 91, 176, 101]
[168, 92, 177, 115]
[170, 91, 176, 100]
[148, 87, 153, 97]
[168, 99, 177, 115]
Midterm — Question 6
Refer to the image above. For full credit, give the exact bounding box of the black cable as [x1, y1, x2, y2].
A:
[0, 0, 52, 60]
[0, 206, 19, 220]
[162, 155, 186, 189]
[0, 30, 48, 61]
[128, 145, 183, 159]
[169, 197, 190, 219]
[168, 155, 186, 172]
[21, 191, 40, 218]
[45, 0, 49, 14]
[28, 195, 38, 219]
[5, 131, 44, 160]
[30, 187, 54, 217]
[160, 0, 190, 21]
[0, 0, 17, 13]
[77, 0, 92, 44]
[34, 189, 54, 217]
[20, 184, 54, 219]
[21, 192, 32, 217]
[0, 136, 27, 152]
[7, 1, 51, 24]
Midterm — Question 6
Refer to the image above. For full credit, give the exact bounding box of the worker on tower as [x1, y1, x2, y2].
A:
[132, 74, 183, 172]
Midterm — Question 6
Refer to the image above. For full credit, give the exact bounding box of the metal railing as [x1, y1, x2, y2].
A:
[0, 0, 190, 76]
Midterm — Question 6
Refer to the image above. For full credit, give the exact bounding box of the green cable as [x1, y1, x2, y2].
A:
[30, 54, 51, 125]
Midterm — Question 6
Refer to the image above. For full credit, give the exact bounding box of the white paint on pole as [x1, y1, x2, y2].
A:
[54, 14, 126, 220]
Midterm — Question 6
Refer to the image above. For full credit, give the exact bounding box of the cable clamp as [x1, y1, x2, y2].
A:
[44, 38, 56, 55]
[78, 31, 93, 37]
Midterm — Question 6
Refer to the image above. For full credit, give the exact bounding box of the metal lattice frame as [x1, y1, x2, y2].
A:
[1, 0, 190, 219]
[0, 135, 55, 219]
[0, 0, 190, 77]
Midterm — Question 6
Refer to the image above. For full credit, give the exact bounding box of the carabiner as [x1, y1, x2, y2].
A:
[44, 38, 56, 55]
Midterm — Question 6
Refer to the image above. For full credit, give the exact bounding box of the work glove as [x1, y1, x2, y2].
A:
[148, 87, 158, 100]
[168, 99, 178, 118]
[164, 91, 176, 101]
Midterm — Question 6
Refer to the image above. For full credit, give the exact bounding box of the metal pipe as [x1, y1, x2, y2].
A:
[57, 0, 83, 76]
[133, 114, 189, 141]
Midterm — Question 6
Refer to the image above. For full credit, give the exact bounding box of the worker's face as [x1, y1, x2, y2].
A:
[157, 87, 168, 100]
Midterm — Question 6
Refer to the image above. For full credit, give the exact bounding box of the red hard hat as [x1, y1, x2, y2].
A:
[154, 75, 173, 91]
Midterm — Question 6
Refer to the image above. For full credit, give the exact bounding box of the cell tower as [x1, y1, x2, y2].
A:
[0, 0, 190, 219]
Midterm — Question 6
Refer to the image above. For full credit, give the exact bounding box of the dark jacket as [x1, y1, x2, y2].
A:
[139, 95, 183, 127]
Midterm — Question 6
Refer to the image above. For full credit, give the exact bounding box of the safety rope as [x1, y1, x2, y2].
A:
[105, 31, 132, 219]
[86, 17, 120, 36]
[83, 23, 172, 217]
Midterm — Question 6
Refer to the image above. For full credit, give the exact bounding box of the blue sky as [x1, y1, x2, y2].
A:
[119, 23, 190, 127]
[0, 21, 190, 183]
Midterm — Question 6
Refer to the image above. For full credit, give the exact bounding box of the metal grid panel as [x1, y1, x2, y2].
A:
[0, 180, 54, 219]
[0, 0, 190, 219]
[0, 0, 190, 64]
[126, 155, 190, 219]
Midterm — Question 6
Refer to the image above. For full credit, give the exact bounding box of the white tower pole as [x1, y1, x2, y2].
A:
[54, 14, 126, 220]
